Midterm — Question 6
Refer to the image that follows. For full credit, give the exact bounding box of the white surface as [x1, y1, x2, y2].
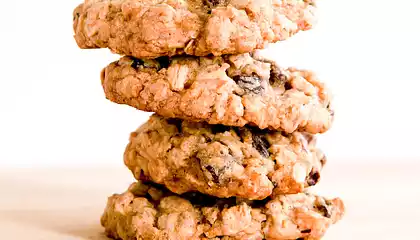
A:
[1, 0, 420, 166]
[1, 163, 419, 239]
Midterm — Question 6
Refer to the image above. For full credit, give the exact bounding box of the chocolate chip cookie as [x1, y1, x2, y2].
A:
[101, 182, 345, 240]
[73, 0, 317, 58]
[102, 52, 333, 133]
[124, 114, 326, 200]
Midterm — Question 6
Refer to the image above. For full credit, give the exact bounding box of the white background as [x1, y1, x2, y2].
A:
[1, 0, 420, 167]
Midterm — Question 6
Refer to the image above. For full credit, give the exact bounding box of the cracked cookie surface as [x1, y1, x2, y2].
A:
[101, 182, 345, 240]
[102, 52, 333, 133]
[73, 0, 316, 58]
[124, 114, 326, 200]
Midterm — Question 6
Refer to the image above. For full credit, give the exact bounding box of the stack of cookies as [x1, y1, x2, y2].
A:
[73, 0, 344, 239]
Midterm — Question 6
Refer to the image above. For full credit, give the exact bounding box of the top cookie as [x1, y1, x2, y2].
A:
[73, 0, 317, 58]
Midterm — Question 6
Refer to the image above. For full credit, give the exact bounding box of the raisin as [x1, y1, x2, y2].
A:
[315, 204, 331, 218]
[205, 165, 220, 183]
[301, 229, 312, 233]
[284, 81, 293, 90]
[251, 132, 270, 158]
[306, 169, 320, 186]
[233, 75, 264, 94]
[130, 58, 144, 69]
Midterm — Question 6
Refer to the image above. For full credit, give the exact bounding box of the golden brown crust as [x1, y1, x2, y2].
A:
[124, 114, 326, 200]
[102, 53, 333, 134]
[73, 0, 317, 58]
[101, 182, 345, 240]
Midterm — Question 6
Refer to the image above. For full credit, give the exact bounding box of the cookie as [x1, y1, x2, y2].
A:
[101, 181, 345, 240]
[102, 52, 333, 133]
[73, 0, 317, 58]
[124, 114, 326, 200]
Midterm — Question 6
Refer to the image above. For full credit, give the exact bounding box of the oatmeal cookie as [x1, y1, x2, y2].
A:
[73, 0, 316, 58]
[102, 52, 333, 133]
[124, 114, 326, 200]
[101, 182, 345, 240]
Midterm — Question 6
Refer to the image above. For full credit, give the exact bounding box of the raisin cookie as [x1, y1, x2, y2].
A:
[101, 182, 345, 240]
[73, 0, 317, 58]
[102, 52, 333, 133]
[124, 114, 326, 200]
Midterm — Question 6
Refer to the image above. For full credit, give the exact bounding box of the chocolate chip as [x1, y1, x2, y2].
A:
[301, 229, 312, 233]
[306, 169, 320, 186]
[297, 238, 305, 240]
[233, 75, 264, 94]
[130, 58, 144, 69]
[252, 132, 270, 158]
[269, 68, 288, 85]
[211, 125, 231, 134]
[155, 56, 170, 69]
[205, 165, 220, 183]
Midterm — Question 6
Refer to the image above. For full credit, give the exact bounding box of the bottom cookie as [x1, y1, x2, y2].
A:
[101, 182, 345, 240]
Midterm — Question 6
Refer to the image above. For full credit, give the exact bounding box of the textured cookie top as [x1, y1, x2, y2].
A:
[73, 0, 316, 58]
[102, 52, 333, 133]
[101, 182, 345, 240]
[124, 114, 326, 200]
